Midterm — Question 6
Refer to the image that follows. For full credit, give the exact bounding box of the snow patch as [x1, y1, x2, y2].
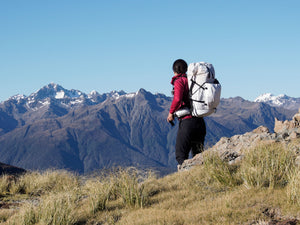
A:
[88, 90, 99, 97]
[9, 94, 26, 103]
[70, 99, 84, 105]
[55, 91, 65, 99]
[40, 100, 50, 106]
[125, 93, 135, 98]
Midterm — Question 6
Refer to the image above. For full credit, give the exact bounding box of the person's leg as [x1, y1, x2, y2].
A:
[175, 120, 192, 165]
[191, 117, 206, 157]
[191, 142, 204, 157]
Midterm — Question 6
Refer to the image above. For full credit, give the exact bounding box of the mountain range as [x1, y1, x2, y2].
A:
[0, 83, 299, 175]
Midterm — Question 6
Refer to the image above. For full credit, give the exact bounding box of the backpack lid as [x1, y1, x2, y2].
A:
[187, 62, 215, 85]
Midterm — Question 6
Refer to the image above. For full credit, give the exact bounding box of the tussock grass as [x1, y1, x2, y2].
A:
[203, 151, 242, 188]
[0, 169, 80, 196]
[112, 167, 155, 208]
[286, 170, 300, 206]
[83, 178, 113, 214]
[240, 143, 296, 189]
[38, 192, 79, 225]
[8, 202, 37, 225]
[1, 168, 157, 224]
[0, 175, 14, 194]
[1, 141, 300, 224]
[115, 142, 300, 224]
[7, 192, 79, 225]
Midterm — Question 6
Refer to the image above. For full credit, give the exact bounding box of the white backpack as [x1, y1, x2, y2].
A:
[187, 62, 221, 117]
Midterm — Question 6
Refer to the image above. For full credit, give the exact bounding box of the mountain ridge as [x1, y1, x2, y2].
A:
[3, 83, 299, 106]
[0, 83, 298, 175]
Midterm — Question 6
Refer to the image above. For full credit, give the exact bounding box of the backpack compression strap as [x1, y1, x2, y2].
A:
[189, 79, 220, 106]
[189, 79, 207, 105]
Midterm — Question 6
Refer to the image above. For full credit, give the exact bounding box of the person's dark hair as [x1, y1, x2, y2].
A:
[172, 59, 188, 74]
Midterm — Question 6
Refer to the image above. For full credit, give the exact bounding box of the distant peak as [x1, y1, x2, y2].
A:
[254, 93, 289, 103]
[9, 94, 26, 101]
[110, 90, 126, 95]
[48, 82, 57, 88]
[254, 93, 273, 100]
[255, 93, 272, 101]
[136, 88, 150, 95]
[45, 83, 64, 90]
[89, 90, 99, 96]
[29, 83, 85, 101]
[254, 93, 300, 110]
[108, 90, 127, 99]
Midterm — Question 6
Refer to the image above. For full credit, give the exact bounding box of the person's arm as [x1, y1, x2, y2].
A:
[167, 112, 174, 122]
[169, 80, 184, 114]
[167, 80, 184, 123]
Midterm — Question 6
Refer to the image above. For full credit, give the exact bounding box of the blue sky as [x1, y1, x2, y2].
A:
[0, 0, 299, 102]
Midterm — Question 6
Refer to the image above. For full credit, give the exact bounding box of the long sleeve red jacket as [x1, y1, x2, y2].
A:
[169, 74, 191, 119]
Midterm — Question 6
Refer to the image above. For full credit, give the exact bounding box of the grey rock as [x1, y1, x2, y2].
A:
[180, 112, 300, 172]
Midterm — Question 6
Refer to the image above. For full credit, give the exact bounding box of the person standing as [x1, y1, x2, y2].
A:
[167, 59, 206, 169]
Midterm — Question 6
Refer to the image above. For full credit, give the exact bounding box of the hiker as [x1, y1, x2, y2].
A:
[167, 59, 206, 168]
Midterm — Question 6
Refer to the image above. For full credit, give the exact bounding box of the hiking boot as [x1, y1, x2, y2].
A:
[177, 164, 181, 172]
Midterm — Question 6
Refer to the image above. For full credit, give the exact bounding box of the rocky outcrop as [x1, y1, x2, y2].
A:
[274, 109, 300, 133]
[180, 109, 300, 171]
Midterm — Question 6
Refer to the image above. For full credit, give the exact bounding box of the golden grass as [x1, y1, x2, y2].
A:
[116, 168, 300, 225]
[0, 169, 80, 196]
[0, 141, 299, 224]
[7, 191, 80, 225]
[240, 142, 296, 189]
[83, 178, 113, 214]
[286, 170, 300, 206]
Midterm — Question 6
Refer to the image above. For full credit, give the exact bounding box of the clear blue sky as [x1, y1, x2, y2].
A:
[1, 0, 299, 102]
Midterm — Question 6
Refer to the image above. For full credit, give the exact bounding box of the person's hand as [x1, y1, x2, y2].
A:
[167, 113, 174, 123]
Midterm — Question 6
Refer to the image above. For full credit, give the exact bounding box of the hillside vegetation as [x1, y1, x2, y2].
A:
[0, 140, 299, 225]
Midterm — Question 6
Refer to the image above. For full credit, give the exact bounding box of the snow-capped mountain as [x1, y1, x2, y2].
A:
[254, 93, 300, 111]
[5, 83, 128, 111]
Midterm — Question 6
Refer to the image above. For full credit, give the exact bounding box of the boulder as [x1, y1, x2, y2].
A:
[274, 108, 300, 133]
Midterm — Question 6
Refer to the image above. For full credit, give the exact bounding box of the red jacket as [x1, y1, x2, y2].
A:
[169, 73, 192, 120]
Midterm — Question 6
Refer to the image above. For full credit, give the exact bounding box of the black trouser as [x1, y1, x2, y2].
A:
[175, 117, 206, 165]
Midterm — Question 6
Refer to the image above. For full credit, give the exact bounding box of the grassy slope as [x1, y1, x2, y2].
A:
[0, 140, 299, 225]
